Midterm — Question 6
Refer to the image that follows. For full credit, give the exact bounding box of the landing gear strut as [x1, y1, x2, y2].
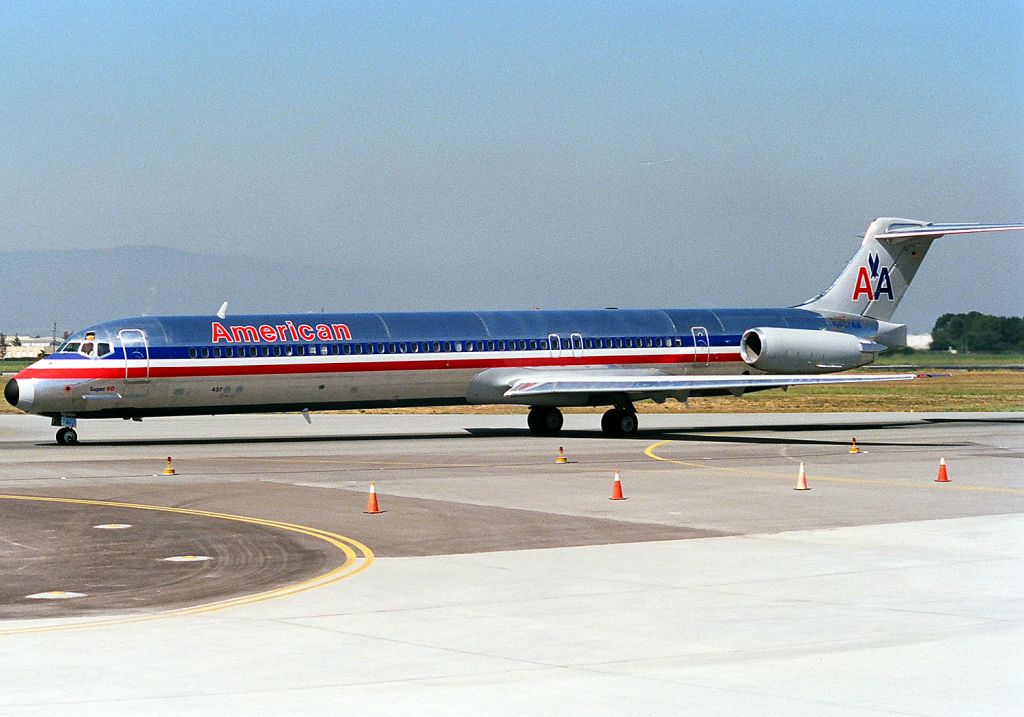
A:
[527, 406, 563, 435]
[56, 427, 79, 446]
[601, 407, 639, 437]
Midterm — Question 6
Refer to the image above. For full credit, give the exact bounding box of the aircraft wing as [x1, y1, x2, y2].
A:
[504, 372, 917, 400]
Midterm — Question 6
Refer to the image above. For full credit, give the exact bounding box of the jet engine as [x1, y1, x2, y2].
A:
[739, 327, 877, 374]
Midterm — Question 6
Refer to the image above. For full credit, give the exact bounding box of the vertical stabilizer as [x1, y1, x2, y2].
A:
[799, 218, 1024, 322]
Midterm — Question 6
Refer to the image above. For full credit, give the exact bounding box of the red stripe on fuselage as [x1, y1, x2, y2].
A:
[16, 352, 744, 381]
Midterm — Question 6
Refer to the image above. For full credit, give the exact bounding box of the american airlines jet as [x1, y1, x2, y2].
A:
[5, 218, 1021, 445]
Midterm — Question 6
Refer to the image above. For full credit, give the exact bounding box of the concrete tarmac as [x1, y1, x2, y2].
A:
[0, 411, 1021, 714]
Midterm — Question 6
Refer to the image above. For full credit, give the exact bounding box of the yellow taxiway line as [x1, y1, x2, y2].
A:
[0, 494, 374, 635]
[644, 440, 1024, 495]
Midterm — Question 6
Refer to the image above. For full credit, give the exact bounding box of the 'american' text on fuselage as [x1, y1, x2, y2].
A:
[210, 321, 352, 344]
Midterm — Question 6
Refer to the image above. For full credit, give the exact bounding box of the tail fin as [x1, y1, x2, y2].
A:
[799, 218, 1024, 322]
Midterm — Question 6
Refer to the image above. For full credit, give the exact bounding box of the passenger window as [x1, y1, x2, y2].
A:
[454, 342, 462, 352]
[376, 343, 385, 354]
[411, 343, 420, 353]
[189, 348, 198, 359]
[464, 342, 473, 352]
[433, 342, 441, 352]
[261, 346, 270, 357]
[225, 347, 234, 358]
[388, 343, 397, 354]
[201, 347, 210, 358]
[342, 345, 351, 355]
[213, 347, 222, 358]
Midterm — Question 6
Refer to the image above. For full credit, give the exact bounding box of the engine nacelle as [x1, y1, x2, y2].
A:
[739, 327, 875, 374]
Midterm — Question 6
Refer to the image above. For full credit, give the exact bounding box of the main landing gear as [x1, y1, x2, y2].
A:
[526, 405, 640, 437]
[527, 406, 564, 434]
[600, 407, 639, 437]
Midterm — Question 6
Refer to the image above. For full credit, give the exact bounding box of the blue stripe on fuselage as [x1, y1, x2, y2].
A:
[57, 307, 876, 353]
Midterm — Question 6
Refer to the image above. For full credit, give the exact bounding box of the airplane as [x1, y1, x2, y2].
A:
[5, 217, 1022, 445]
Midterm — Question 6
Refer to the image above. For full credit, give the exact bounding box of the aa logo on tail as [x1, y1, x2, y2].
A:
[852, 253, 894, 301]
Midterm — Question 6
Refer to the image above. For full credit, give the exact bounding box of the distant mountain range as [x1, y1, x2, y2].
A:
[0, 246, 352, 335]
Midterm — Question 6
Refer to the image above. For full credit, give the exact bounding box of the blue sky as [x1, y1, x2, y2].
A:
[2, 1, 1022, 331]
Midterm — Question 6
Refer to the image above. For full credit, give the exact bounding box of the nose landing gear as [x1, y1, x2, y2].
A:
[52, 416, 79, 446]
[56, 427, 79, 445]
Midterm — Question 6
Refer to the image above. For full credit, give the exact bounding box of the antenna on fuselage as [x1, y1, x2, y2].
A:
[216, 301, 228, 319]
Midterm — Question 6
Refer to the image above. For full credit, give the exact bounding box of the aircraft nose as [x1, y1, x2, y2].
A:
[4, 377, 33, 412]
[4, 378, 19, 408]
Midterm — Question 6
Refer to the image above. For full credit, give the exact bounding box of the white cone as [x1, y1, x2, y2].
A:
[794, 462, 810, 490]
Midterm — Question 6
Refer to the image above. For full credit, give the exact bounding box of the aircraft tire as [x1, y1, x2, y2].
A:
[56, 427, 79, 446]
[601, 408, 638, 437]
[528, 406, 563, 434]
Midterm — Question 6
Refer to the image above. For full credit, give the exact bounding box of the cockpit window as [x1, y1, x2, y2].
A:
[60, 342, 81, 353]
[80, 342, 95, 356]
[96, 342, 112, 357]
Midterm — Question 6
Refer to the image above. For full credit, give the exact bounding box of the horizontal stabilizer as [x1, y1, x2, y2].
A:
[876, 223, 1024, 241]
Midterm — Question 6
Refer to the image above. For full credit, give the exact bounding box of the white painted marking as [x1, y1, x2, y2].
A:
[162, 555, 212, 562]
[26, 591, 87, 600]
[93, 524, 132, 530]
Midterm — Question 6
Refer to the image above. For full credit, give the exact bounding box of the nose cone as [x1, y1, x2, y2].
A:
[3, 378, 18, 408]
[4, 376, 33, 412]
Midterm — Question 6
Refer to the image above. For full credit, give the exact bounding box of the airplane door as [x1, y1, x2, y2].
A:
[119, 329, 150, 382]
[570, 333, 584, 358]
[548, 333, 561, 359]
[691, 326, 710, 365]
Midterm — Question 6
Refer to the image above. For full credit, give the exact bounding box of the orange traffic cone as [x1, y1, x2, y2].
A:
[935, 457, 950, 483]
[162, 456, 176, 476]
[848, 437, 861, 454]
[610, 471, 626, 500]
[555, 447, 568, 464]
[364, 483, 383, 514]
[794, 462, 810, 490]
